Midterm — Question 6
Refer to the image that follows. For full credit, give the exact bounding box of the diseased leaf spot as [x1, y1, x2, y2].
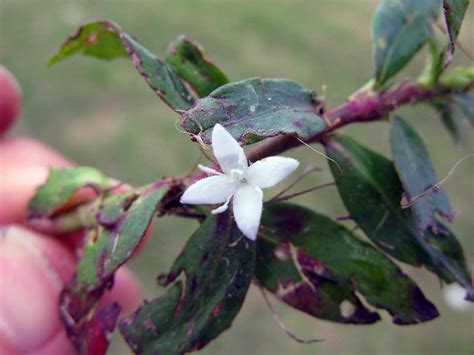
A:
[340, 300, 356, 318]
[274, 242, 291, 261]
[211, 303, 222, 317]
[377, 37, 387, 49]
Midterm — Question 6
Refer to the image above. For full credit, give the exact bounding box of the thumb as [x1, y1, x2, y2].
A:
[0, 226, 76, 354]
[0, 226, 141, 354]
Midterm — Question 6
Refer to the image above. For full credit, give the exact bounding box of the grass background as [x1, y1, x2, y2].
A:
[1, 1, 473, 354]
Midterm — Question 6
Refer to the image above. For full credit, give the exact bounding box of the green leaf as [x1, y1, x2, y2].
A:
[431, 99, 466, 143]
[442, 0, 470, 56]
[78, 186, 168, 286]
[258, 203, 440, 324]
[61, 184, 169, 354]
[454, 91, 474, 124]
[166, 35, 229, 97]
[181, 78, 326, 144]
[49, 21, 195, 111]
[120, 213, 256, 354]
[440, 66, 474, 89]
[28, 166, 108, 219]
[431, 91, 474, 144]
[372, 0, 440, 88]
[424, 220, 470, 284]
[324, 135, 471, 291]
[417, 33, 447, 88]
[48, 21, 129, 64]
[390, 116, 454, 231]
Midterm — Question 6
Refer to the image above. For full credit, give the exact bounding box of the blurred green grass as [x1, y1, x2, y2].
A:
[1, 1, 473, 354]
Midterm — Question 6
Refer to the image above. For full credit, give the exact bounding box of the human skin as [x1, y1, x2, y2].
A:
[0, 66, 140, 354]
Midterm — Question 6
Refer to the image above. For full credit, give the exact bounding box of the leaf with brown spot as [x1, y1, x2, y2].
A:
[257, 203, 438, 325]
[166, 35, 229, 97]
[119, 213, 256, 354]
[49, 20, 195, 111]
[390, 116, 454, 231]
[325, 135, 472, 296]
[28, 166, 108, 219]
[181, 78, 326, 145]
[372, 0, 440, 88]
[60, 184, 169, 354]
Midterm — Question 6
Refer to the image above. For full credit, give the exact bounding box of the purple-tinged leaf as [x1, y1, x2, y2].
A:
[431, 99, 467, 143]
[119, 213, 256, 354]
[454, 91, 474, 125]
[442, 0, 470, 59]
[48, 22, 128, 64]
[372, 0, 440, 88]
[28, 166, 108, 219]
[390, 116, 454, 231]
[181, 78, 326, 145]
[430, 91, 473, 144]
[325, 135, 472, 294]
[166, 35, 229, 97]
[61, 184, 169, 354]
[257, 203, 437, 325]
[49, 21, 195, 111]
[80, 303, 121, 355]
[424, 221, 470, 288]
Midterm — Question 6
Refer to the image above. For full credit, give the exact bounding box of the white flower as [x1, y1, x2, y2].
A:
[180, 124, 299, 241]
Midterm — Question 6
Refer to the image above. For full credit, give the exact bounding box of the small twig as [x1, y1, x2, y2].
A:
[270, 163, 322, 201]
[199, 144, 215, 164]
[401, 154, 474, 208]
[453, 36, 474, 61]
[253, 278, 323, 344]
[434, 20, 474, 63]
[267, 182, 335, 204]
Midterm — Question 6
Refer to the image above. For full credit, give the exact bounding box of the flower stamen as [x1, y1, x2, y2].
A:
[198, 164, 222, 176]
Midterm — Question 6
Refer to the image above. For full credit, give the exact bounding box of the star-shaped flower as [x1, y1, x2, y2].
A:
[180, 124, 299, 240]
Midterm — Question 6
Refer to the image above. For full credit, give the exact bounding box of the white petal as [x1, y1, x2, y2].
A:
[212, 124, 248, 174]
[180, 175, 238, 205]
[246, 156, 299, 189]
[211, 196, 232, 214]
[232, 185, 263, 241]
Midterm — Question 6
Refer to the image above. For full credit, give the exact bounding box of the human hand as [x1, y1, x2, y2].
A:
[0, 66, 140, 354]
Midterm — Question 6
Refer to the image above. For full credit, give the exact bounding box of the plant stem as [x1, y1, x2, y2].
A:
[29, 80, 473, 235]
[267, 182, 335, 204]
[247, 80, 472, 162]
[270, 163, 322, 201]
[253, 277, 322, 344]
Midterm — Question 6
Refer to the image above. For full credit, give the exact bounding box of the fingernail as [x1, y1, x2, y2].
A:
[0, 226, 69, 352]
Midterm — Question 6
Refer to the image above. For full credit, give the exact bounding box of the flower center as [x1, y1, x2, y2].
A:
[229, 168, 247, 183]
